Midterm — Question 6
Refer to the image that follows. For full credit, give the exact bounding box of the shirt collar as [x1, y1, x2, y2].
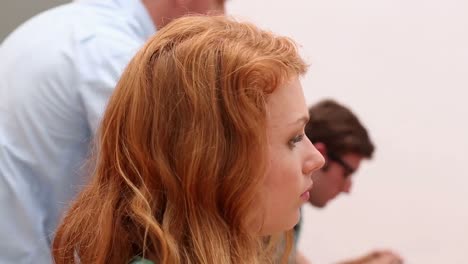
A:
[114, 0, 156, 39]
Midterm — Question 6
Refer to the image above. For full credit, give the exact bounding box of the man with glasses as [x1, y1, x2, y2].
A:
[295, 99, 403, 264]
[305, 99, 373, 208]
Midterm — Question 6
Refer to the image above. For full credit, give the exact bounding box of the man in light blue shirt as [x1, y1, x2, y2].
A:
[0, 0, 225, 262]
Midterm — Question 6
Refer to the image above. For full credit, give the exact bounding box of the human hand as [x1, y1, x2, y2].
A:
[295, 250, 312, 264]
[337, 250, 403, 264]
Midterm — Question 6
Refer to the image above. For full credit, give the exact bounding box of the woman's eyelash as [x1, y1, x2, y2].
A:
[289, 134, 305, 147]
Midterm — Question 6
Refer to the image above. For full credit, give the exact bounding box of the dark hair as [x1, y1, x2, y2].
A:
[305, 99, 374, 158]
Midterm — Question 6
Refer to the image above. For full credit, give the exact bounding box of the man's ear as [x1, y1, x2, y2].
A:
[314, 142, 329, 170]
[314, 142, 327, 157]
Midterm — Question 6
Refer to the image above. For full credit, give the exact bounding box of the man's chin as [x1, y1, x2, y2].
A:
[309, 199, 328, 208]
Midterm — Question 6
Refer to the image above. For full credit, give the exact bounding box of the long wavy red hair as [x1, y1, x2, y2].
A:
[52, 16, 307, 264]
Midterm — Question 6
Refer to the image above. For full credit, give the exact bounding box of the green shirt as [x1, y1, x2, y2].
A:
[130, 257, 154, 264]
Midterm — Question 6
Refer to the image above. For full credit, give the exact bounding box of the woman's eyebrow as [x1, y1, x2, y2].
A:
[288, 115, 309, 126]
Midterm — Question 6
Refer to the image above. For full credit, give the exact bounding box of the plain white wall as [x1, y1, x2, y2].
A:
[227, 0, 468, 263]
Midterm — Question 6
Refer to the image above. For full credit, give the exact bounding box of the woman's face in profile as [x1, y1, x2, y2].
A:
[255, 77, 325, 235]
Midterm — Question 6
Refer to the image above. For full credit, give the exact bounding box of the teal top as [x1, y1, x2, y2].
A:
[130, 257, 154, 264]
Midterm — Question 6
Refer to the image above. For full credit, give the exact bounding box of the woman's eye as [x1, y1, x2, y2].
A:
[288, 134, 305, 148]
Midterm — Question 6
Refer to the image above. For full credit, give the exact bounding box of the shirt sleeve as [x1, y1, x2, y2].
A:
[78, 33, 143, 134]
[0, 176, 54, 263]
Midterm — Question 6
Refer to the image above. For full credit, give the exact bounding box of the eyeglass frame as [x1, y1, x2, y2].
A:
[327, 152, 356, 178]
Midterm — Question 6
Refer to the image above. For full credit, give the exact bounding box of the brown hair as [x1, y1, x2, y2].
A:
[52, 16, 306, 264]
[305, 99, 374, 158]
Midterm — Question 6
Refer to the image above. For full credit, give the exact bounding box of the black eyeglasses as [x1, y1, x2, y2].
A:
[327, 153, 355, 178]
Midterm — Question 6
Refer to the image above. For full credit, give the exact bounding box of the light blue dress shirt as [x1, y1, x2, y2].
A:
[0, 0, 155, 262]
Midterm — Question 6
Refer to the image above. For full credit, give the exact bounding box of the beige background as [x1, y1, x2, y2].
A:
[2, 0, 467, 263]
